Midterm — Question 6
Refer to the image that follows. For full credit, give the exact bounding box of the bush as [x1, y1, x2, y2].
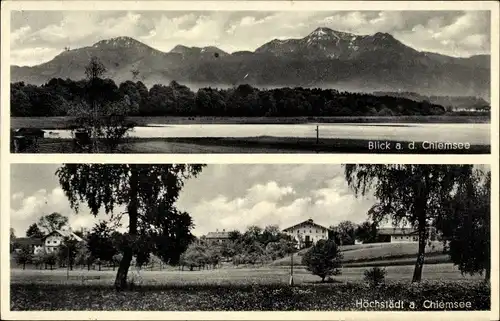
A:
[301, 239, 342, 282]
[364, 267, 387, 288]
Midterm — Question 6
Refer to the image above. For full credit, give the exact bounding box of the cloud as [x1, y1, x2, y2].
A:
[181, 175, 375, 236]
[10, 10, 490, 66]
[10, 186, 121, 236]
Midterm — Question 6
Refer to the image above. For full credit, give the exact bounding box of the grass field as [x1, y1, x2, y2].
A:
[10, 115, 492, 129]
[272, 242, 447, 267]
[10, 265, 488, 311]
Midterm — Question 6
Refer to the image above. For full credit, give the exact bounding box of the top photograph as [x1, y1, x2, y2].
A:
[8, 5, 493, 154]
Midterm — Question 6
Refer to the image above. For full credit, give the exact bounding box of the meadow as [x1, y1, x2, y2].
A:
[10, 265, 488, 311]
[10, 241, 489, 311]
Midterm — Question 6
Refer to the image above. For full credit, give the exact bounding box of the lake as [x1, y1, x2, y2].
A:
[43, 123, 491, 145]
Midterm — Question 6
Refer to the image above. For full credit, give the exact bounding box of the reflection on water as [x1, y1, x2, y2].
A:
[43, 123, 491, 145]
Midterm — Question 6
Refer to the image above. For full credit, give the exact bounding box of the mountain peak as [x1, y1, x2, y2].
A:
[306, 27, 353, 41]
[310, 27, 333, 35]
[170, 45, 227, 56]
[92, 36, 143, 48]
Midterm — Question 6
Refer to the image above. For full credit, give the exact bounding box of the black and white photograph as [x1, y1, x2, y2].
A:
[8, 5, 493, 154]
[9, 164, 491, 311]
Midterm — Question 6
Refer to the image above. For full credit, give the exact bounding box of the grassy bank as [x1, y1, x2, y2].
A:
[13, 137, 490, 154]
[272, 242, 447, 267]
[11, 115, 491, 129]
[10, 280, 489, 311]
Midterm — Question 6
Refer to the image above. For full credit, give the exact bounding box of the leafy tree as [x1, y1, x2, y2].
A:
[10, 228, 16, 252]
[302, 239, 343, 282]
[344, 164, 474, 282]
[37, 212, 69, 234]
[56, 164, 205, 290]
[180, 242, 207, 270]
[437, 169, 491, 280]
[87, 222, 117, 266]
[57, 236, 80, 270]
[44, 251, 58, 270]
[150, 205, 196, 266]
[331, 221, 356, 245]
[355, 221, 379, 244]
[26, 223, 45, 239]
[16, 245, 33, 269]
[32, 251, 45, 270]
[70, 56, 134, 152]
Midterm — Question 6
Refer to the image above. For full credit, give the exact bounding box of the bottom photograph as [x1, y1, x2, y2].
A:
[9, 163, 491, 311]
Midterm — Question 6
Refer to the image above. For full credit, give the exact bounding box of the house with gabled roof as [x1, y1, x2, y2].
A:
[377, 226, 440, 243]
[42, 228, 85, 253]
[282, 219, 331, 248]
[13, 237, 44, 255]
[377, 227, 419, 243]
[205, 229, 231, 244]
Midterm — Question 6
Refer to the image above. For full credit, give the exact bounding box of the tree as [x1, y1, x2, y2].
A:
[37, 212, 69, 234]
[437, 169, 491, 280]
[87, 222, 117, 267]
[16, 245, 33, 269]
[26, 223, 45, 239]
[10, 228, 16, 252]
[344, 164, 473, 282]
[56, 164, 205, 290]
[331, 221, 356, 245]
[180, 242, 207, 270]
[71, 56, 134, 152]
[355, 221, 379, 244]
[57, 236, 80, 270]
[43, 251, 58, 270]
[302, 239, 343, 282]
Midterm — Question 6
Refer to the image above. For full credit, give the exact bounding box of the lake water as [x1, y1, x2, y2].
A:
[44, 123, 491, 145]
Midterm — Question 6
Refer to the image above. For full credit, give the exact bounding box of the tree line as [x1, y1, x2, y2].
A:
[11, 78, 447, 118]
[179, 225, 296, 270]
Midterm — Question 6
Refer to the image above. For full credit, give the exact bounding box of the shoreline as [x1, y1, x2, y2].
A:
[11, 115, 491, 130]
[14, 137, 491, 154]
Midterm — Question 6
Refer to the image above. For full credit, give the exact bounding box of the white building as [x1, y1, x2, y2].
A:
[377, 228, 419, 243]
[282, 219, 331, 248]
[42, 229, 84, 253]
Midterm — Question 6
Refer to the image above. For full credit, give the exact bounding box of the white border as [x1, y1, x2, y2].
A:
[1, 1, 499, 320]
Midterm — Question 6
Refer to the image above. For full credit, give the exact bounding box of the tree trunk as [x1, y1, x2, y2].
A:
[485, 265, 490, 281]
[114, 165, 139, 291]
[412, 210, 428, 282]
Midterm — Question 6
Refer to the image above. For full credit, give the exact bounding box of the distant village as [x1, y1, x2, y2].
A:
[12, 217, 439, 262]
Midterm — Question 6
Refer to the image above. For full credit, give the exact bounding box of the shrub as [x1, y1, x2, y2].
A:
[301, 239, 343, 282]
[364, 267, 387, 288]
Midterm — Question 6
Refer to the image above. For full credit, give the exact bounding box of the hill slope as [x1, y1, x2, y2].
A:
[271, 242, 448, 268]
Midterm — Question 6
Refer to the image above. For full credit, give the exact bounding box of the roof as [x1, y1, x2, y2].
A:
[14, 237, 43, 247]
[282, 219, 330, 232]
[43, 229, 84, 242]
[205, 231, 231, 239]
[377, 228, 418, 236]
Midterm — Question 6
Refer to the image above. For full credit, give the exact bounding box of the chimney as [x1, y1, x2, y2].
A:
[216, 229, 219, 232]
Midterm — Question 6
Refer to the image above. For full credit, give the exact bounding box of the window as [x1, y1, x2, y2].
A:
[309, 230, 311, 233]
[297, 230, 299, 234]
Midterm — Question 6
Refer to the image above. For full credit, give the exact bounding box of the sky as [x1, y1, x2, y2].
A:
[10, 164, 377, 238]
[10, 10, 491, 66]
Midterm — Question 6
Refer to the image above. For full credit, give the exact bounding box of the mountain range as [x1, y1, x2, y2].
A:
[11, 27, 490, 98]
